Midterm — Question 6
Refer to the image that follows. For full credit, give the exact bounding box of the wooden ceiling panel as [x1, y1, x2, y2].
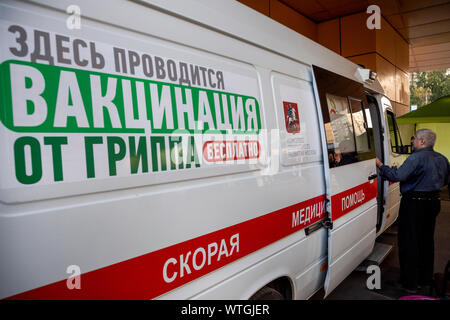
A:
[371, 0, 401, 16]
[410, 56, 450, 68]
[410, 42, 450, 55]
[259, 0, 450, 71]
[385, 14, 405, 29]
[395, 0, 449, 13]
[279, 0, 324, 16]
[399, 3, 450, 27]
[280, 0, 368, 22]
[410, 63, 450, 71]
[401, 19, 450, 39]
[409, 31, 450, 46]
[413, 50, 450, 63]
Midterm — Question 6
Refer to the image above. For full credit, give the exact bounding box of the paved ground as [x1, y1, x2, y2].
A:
[314, 186, 450, 300]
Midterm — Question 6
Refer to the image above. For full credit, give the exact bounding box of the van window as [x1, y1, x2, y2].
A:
[386, 110, 403, 153]
[324, 94, 358, 167]
[348, 98, 376, 161]
[312, 65, 375, 168]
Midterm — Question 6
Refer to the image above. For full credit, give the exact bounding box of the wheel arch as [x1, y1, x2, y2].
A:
[248, 276, 294, 300]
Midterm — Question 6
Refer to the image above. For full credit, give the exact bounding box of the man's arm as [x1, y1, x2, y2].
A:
[376, 156, 419, 182]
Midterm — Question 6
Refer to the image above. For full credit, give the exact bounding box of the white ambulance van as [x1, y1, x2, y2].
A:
[0, 0, 409, 299]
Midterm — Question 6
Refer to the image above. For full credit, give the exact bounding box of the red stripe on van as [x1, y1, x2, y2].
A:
[6, 194, 325, 300]
[331, 179, 378, 221]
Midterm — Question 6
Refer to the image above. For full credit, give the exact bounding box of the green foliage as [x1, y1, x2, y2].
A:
[410, 69, 450, 108]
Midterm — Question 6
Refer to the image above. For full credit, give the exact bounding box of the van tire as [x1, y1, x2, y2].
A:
[250, 287, 285, 300]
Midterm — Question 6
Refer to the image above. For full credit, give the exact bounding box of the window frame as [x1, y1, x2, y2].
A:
[347, 96, 376, 160]
[313, 65, 376, 168]
[385, 110, 403, 154]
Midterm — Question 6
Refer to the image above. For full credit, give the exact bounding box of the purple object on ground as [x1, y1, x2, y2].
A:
[398, 295, 438, 300]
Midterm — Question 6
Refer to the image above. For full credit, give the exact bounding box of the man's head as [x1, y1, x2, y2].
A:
[413, 129, 436, 150]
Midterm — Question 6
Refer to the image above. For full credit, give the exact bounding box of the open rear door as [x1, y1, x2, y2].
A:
[312, 66, 378, 297]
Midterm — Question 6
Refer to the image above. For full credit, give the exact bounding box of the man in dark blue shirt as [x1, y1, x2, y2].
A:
[376, 129, 450, 293]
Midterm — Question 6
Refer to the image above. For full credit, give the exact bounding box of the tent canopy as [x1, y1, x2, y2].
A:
[397, 95, 450, 124]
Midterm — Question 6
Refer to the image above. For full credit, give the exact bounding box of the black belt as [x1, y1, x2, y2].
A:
[403, 191, 440, 201]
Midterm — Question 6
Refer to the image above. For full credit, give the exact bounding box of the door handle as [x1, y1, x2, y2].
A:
[368, 174, 377, 180]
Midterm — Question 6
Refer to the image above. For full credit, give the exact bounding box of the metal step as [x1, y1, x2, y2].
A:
[355, 242, 393, 271]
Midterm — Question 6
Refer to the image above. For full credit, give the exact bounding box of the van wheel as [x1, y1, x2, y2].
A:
[250, 287, 285, 300]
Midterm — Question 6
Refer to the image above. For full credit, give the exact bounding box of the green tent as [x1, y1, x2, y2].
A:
[397, 95, 450, 124]
[397, 95, 450, 159]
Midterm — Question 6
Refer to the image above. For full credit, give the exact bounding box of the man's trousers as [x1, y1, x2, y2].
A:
[398, 192, 440, 290]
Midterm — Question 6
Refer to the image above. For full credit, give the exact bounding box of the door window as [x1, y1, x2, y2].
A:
[313, 66, 375, 168]
[348, 98, 376, 161]
[324, 94, 358, 167]
[322, 94, 376, 168]
[386, 110, 403, 153]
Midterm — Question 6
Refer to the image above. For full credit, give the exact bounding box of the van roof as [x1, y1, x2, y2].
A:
[141, 0, 385, 95]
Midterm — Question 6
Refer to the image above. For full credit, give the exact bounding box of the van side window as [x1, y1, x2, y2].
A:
[386, 110, 403, 153]
[324, 94, 358, 167]
[348, 98, 376, 160]
[312, 65, 374, 168]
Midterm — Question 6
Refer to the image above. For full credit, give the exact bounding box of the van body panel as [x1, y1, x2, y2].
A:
[0, 0, 404, 299]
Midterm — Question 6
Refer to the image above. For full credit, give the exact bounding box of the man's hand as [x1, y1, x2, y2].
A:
[376, 157, 383, 168]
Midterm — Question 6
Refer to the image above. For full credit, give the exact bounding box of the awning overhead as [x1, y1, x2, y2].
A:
[397, 95, 450, 123]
